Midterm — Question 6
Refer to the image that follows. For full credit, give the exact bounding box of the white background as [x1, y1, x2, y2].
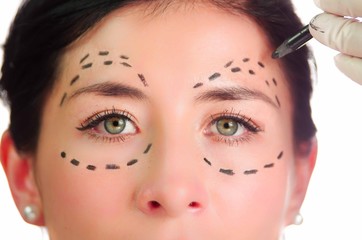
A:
[1, 1, 362, 239]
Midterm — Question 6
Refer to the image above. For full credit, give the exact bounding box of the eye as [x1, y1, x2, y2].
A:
[104, 117, 126, 134]
[77, 109, 138, 142]
[214, 118, 242, 136]
[205, 112, 262, 145]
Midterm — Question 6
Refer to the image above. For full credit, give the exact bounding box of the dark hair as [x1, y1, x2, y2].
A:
[0, 0, 316, 154]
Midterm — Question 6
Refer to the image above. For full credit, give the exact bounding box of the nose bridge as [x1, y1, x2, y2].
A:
[136, 106, 209, 217]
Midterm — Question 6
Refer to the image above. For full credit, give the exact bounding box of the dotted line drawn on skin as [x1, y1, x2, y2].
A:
[59, 143, 152, 171]
[192, 58, 268, 90]
[203, 150, 284, 177]
[59, 50, 150, 107]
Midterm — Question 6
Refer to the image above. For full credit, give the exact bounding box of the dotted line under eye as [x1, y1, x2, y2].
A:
[59, 143, 152, 172]
[204, 150, 284, 177]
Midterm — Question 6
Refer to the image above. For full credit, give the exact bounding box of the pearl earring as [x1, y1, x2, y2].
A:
[294, 213, 303, 225]
[23, 205, 38, 223]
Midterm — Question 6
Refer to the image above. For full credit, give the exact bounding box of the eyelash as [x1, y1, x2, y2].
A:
[76, 108, 139, 143]
[76, 108, 261, 145]
[205, 111, 262, 146]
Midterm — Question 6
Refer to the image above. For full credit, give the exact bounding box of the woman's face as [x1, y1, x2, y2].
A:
[33, 3, 307, 240]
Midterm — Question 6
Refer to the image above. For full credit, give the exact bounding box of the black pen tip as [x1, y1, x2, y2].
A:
[272, 51, 280, 59]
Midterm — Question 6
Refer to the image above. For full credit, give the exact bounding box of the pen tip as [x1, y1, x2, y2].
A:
[272, 51, 280, 59]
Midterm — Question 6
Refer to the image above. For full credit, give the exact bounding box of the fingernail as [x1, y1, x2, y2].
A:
[310, 14, 325, 34]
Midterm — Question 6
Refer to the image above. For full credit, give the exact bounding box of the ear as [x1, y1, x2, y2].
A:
[285, 137, 318, 226]
[0, 130, 44, 226]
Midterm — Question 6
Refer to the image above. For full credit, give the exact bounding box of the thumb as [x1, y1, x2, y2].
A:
[309, 13, 362, 58]
[334, 54, 362, 85]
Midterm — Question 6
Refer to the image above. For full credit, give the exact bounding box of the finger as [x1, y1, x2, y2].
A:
[314, 0, 362, 17]
[334, 53, 362, 85]
[309, 13, 362, 58]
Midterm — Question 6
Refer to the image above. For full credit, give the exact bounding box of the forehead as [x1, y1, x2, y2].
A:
[59, 3, 288, 105]
[63, 4, 275, 68]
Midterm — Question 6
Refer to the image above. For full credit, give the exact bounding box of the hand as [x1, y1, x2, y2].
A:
[310, 0, 362, 85]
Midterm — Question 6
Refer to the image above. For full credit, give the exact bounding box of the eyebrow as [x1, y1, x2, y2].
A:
[194, 86, 278, 108]
[68, 82, 148, 102]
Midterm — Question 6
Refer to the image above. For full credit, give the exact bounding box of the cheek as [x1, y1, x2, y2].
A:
[210, 157, 291, 237]
[34, 131, 149, 230]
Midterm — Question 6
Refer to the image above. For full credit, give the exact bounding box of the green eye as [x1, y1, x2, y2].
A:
[216, 118, 239, 136]
[104, 117, 126, 134]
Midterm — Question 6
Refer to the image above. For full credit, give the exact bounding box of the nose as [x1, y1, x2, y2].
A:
[136, 136, 209, 217]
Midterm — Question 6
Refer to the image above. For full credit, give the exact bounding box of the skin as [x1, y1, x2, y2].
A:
[0, 2, 317, 240]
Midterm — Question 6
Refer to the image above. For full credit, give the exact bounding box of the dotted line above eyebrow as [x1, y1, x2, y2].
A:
[61, 152, 66, 158]
[273, 78, 278, 86]
[277, 151, 284, 160]
[80, 53, 90, 64]
[204, 158, 212, 166]
[275, 95, 281, 108]
[231, 67, 241, 73]
[127, 159, 138, 166]
[243, 58, 250, 62]
[70, 75, 80, 86]
[120, 55, 130, 60]
[104, 61, 113, 65]
[265, 80, 270, 87]
[258, 62, 265, 68]
[224, 60, 233, 68]
[82, 63, 93, 69]
[209, 72, 221, 81]
[248, 70, 256, 75]
[138, 74, 148, 87]
[193, 82, 204, 89]
[121, 62, 132, 67]
[99, 51, 109, 56]
[59, 93, 67, 107]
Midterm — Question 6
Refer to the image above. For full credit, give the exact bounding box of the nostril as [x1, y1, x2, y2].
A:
[148, 201, 161, 210]
[188, 201, 201, 208]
